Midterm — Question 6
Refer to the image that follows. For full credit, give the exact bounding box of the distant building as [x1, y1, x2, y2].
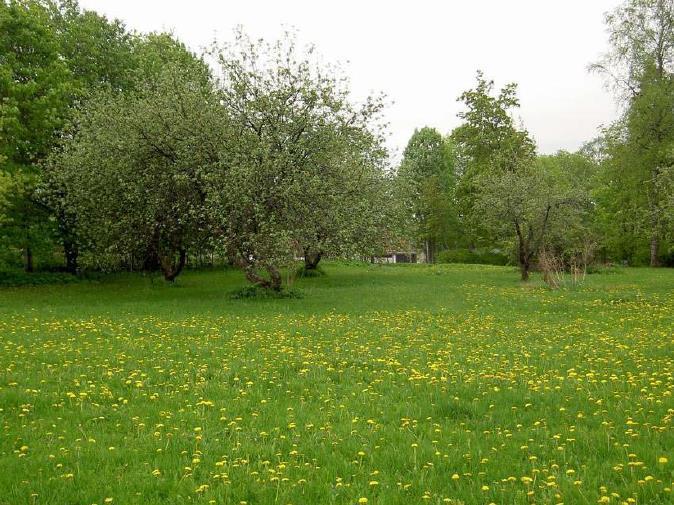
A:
[373, 251, 424, 263]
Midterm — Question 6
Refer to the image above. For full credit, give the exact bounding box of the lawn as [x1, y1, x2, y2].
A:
[0, 263, 673, 505]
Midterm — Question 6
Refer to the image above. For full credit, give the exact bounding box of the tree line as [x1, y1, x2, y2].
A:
[397, 0, 674, 279]
[1, 0, 672, 290]
[1, 1, 395, 290]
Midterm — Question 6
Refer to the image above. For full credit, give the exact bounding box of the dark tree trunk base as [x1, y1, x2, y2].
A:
[304, 250, 322, 270]
[520, 266, 530, 282]
[64, 243, 79, 275]
[650, 235, 660, 267]
[24, 246, 34, 273]
[244, 264, 283, 291]
[160, 249, 187, 282]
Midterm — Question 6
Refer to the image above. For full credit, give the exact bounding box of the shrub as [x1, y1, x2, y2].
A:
[228, 285, 304, 300]
[296, 265, 327, 278]
[0, 270, 83, 287]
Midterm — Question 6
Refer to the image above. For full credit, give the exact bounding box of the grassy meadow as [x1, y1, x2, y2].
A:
[0, 263, 673, 505]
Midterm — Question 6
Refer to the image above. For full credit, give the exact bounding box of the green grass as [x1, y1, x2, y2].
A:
[1, 263, 673, 505]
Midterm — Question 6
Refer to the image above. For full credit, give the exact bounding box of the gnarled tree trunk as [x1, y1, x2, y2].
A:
[303, 248, 322, 270]
[515, 222, 531, 282]
[267, 264, 282, 291]
[519, 252, 531, 281]
[243, 263, 283, 291]
[142, 230, 162, 273]
[159, 248, 187, 282]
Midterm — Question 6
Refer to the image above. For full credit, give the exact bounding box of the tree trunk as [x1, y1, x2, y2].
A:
[159, 249, 187, 282]
[267, 265, 282, 291]
[650, 234, 660, 267]
[243, 263, 282, 291]
[142, 229, 162, 273]
[424, 240, 433, 263]
[64, 240, 79, 275]
[304, 249, 322, 270]
[142, 247, 161, 272]
[520, 259, 530, 282]
[244, 265, 269, 287]
[24, 246, 34, 273]
[518, 239, 530, 282]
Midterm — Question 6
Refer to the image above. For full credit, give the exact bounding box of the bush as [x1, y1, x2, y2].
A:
[661, 247, 674, 267]
[585, 264, 623, 275]
[437, 248, 510, 266]
[228, 285, 304, 300]
[296, 265, 326, 278]
[0, 270, 83, 287]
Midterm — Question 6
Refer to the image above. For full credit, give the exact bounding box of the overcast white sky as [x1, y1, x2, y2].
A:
[79, 0, 623, 159]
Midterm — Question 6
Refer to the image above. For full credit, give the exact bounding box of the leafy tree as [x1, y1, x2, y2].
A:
[0, 0, 138, 272]
[398, 127, 457, 262]
[592, 0, 674, 265]
[0, 0, 72, 171]
[131, 32, 211, 85]
[296, 153, 391, 272]
[46, 60, 224, 281]
[0, 0, 71, 270]
[51, 0, 136, 92]
[452, 73, 590, 280]
[536, 152, 598, 264]
[208, 31, 388, 290]
[451, 71, 536, 247]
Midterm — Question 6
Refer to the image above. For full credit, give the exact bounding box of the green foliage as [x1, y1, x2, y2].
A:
[592, 0, 674, 96]
[397, 127, 459, 261]
[0, 170, 56, 271]
[52, 0, 136, 93]
[0, 0, 141, 272]
[585, 263, 624, 275]
[450, 73, 593, 280]
[3, 0, 671, 282]
[131, 31, 211, 86]
[592, 71, 674, 265]
[208, 30, 389, 290]
[535, 151, 598, 258]
[296, 264, 327, 278]
[452, 71, 536, 175]
[436, 248, 510, 266]
[592, 0, 674, 266]
[0, 0, 73, 169]
[45, 54, 223, 281]
[228, 284, 304, 300]
[0, 268, 83, 286]
[451, 72, 538, 251]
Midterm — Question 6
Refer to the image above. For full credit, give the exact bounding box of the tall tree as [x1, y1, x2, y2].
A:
[208, 31, 388, 290]
[452, 73, 589, 281]
[45, 54, 222, 281]
[451, 71, 536, 248]
[0, 0, 71, 271]
[398, 127, 456, 262]
[592, 0, 674, 266]
[0, 0, 137, 272]
[474, 162, 589, 281]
